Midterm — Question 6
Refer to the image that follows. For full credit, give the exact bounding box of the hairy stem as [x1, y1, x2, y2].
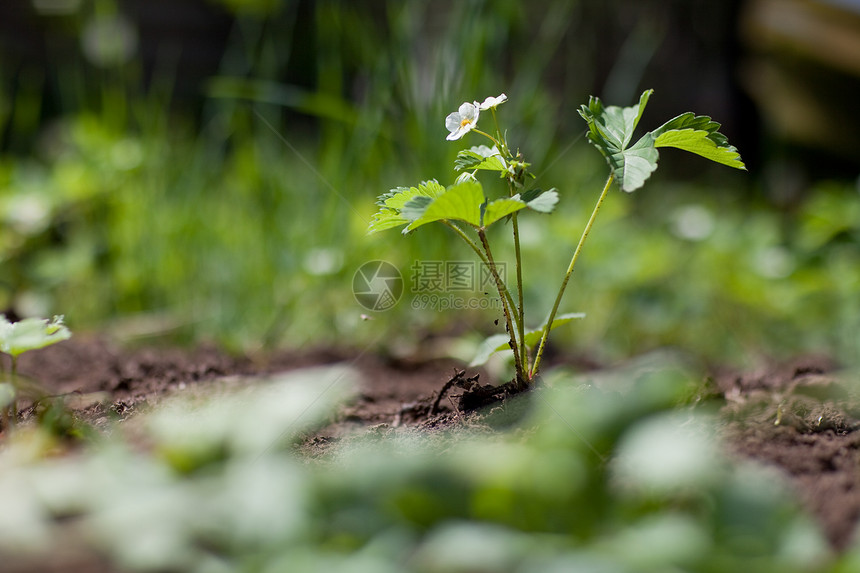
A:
[511, 212, 527, 378]
[471, 128, 501, 150]
[443, 220, 488, 263]
[530, 173, 614, 378]
[479, 229, 526, 387]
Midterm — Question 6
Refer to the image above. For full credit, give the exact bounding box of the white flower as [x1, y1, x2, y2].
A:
[478, 93, 507, 110]
[445, 102, 480, 141]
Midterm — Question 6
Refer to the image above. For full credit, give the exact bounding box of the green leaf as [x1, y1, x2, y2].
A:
[405, 180, 485, 231]
[454, 146, 508, 173]
[579, 90, 659, 192]
[454, 151, 483, 171]
[469, 334, 512, 367]
[580, 90, 652, 150]
[367, 209, 409, 234]
[606, 134, 659, 193]
[400, 195, 435, 221]
[469, 312, 585, 367]
[369, 181, 446, 234]
[651, 113, 746, 170]
[522, 312, 586, 348]
[520, 188, 559, 213]
[0, 315, 72, 358]
[476, 188, 562, 228]
[376, 180, 445, 209]
[483, 197, 527, 227]
[369, 180, 488, 234]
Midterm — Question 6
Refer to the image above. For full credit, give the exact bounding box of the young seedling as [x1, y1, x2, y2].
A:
[369, 90, 744, 390]
[0, 315, 72, 430]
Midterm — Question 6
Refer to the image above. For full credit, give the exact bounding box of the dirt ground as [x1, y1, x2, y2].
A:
[7, 336, 860, 551]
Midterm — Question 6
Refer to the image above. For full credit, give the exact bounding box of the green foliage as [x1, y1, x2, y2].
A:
[0, 314, 71, 430]
[406, 180, 485, 230]
[369, 181, 448, 233]
[579, 90, 658, 193]
[0, 0, 849, 368]
[0, 315, 71, 358]
[579, 90, 746, 192]
[370, 180, 559, 235]
[454, 147, 509, 173]
[518, 188, 559, 213]
[471, 312, 586, 367]
[652, 113, 746, 170]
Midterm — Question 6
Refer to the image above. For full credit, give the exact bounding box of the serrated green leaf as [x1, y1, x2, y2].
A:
[652, 113, 746, 170]
[580, 90, 653, 150]
[479, 188, 562, 228]
[608, 134, 659, 193]
[375, 186, 410, 207]
[469, 312, 585, 367]
[483, 197, 527, 227]
[405, 180, 485, 231]
[455, 147, 508, 173]
[368, 209, 409, 234]
[579, 90, 660, 193]
[601, 89, 652, 148]
[521, 188, 559, 213]
[369, 180, 447, 234]
[454, 151, 483, 171]
[377, 180, 445, 209]
[0, 315, 72, 358]
[400, 195, 434, 221]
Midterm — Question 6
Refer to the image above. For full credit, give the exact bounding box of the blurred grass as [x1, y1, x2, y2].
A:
[0, 0, 858, 368]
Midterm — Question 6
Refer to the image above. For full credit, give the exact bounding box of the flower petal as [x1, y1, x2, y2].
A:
[445, 112, 462, 133]
[458, 102, 479, 121]
[479, 93, 508, 110]
[447, 125, 470, 141]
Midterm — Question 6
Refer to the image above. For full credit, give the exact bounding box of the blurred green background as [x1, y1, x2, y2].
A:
[1, 0, 859, 368]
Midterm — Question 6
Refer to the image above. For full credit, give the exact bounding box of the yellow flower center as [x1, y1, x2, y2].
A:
[460, 118, 472, 128]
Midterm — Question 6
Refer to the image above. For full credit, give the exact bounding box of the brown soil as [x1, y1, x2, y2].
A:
[7, 335, 468, 434]
[715, 359, 860, 550]
[6, 337, 860, 550]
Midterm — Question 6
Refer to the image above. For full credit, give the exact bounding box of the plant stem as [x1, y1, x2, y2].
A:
[478, 229, 526, 387]
[511, 212, 527, 377]
[8, 355, 16, 429]
[443, 220, 489, 264]
[443, 221, 520, 327]
[0, 355, 7, 432]
[489, 109, 509, 156]
[530, 173, 614, 378]
[472, 128, 501, 149]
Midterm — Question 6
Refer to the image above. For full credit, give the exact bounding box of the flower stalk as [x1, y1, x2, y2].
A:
[478, 228, 526, 387]
[530, 173, 613, 378]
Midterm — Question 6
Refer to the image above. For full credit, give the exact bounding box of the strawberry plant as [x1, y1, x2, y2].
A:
[0, 315, 71, 429]
[370, 90, 745, 389]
